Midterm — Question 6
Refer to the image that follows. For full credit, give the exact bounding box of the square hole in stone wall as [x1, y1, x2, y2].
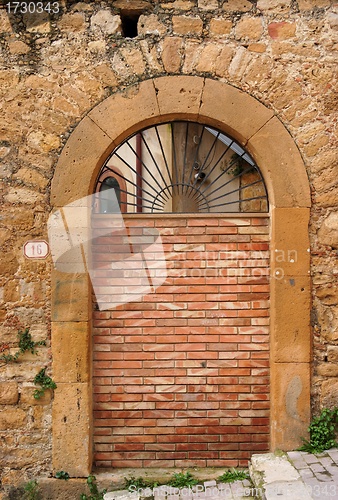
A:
[121, 13, 140, 38]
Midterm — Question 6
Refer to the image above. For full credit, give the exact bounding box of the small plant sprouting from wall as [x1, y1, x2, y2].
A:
[33, 368, 57, 399]
[23, 479, 41, 500]
[80, 475, 107, 500]
[298, 407, 338, 454]
[55, 470, 70, 480]
[0, 327, 56, 399]
[0, 328, 46, 366]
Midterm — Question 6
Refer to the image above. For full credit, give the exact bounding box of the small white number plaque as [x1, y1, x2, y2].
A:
[23, 240, 50, 259]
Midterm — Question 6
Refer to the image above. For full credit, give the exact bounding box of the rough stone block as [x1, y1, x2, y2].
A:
[200, 78, 274, 144]
[20, 386, 52, 405]
[52, 382, 92, 476]
[88, 79, 159, 147]
[270, 362, 311, 451]
[0, 382, 19, 404]
[270, 275, 311, 363]
[52, 322, 91, 384]
[161, 37, 183, 73]
[318, 211, 338, 248]
[0, 408, 26, 430]
[50, 116, 113, 207]
[154, 75, 204, 121]
[248, 117, 311, 208]
[270, 207, 310, 277]
[172, 16, 203, 35]
[51, 271, 91, 322]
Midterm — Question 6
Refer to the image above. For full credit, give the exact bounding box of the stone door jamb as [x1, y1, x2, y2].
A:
[50, 76, 311, 476]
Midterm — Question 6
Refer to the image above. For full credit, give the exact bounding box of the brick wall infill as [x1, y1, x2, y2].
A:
[92, 215, 270, 467]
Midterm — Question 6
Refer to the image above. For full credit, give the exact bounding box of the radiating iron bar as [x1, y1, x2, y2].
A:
[185, 129, 222, 199]
[199, 173, 264, 204]
[155, 125, 174, 191]
[183, 124, 206, 196]
[205, 195, 267, 211]
[124, 140, 170, 203]
[103, 164, 164, 211]
[191, 142, 234, 200]
[198, 177, 265, 208]
[151, 182, 208, 212]
[196, 156, 257, 201]
[171, 123, 182, 196]
[140, 133, 170, 201]
[113, 151, 168, 206]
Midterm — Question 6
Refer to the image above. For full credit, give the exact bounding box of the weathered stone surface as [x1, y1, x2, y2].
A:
[0, 409, 26, 430]
[268, 22, 296, 40]
[172, 16, 203, 35]
[120, 47, 146, 75]
[0, 10, 12, 33]
[58, 13, 86, 32]
[198, 0, 218, 10]
[317, 363, 338, 377]
[138, 14, 166, 35]
[91, 10, 121, 34]
[52, 322, 90, 384]
[235, 16, 263, 41]
[318, 212, 338, 248]
[52, 383, 91, 476]
[222, 0, 253, 12]
[316, 285, 338, 306]
[161, 0, 194, 10]
[8, 41, 30, 55]
[20, 386, 52, 405]
[0, 382, 19, 405]
[321, 379, 338, 408]
[209, 18, 232, 36]
[257, 0, 291, 11]
[161, 37, 183, 72]
[270, 362, 310, 450]
[327, 346, 338, 362]
[23, 12, 50, 32]
[299, 0, 331, 8]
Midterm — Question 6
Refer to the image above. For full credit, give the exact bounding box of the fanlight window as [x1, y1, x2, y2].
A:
[95, 122, 268, 213]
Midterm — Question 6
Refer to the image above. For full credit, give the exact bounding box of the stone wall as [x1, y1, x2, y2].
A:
[0, 0, 337, 492]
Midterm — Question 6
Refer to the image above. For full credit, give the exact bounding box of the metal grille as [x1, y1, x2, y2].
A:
[95, 121, 268, 213]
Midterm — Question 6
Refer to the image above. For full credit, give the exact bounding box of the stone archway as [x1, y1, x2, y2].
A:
[50, 76, 311, 476]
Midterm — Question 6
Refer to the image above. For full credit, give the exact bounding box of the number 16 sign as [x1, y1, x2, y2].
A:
[23, 240, 50, 260]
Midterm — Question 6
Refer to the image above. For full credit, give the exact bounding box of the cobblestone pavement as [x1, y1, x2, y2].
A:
[286, 449, 338, 499]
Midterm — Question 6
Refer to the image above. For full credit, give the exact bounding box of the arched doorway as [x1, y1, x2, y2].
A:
[50, 76, 311, 476]
[91, 121, 269, 467]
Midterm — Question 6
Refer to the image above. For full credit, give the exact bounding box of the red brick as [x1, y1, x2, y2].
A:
[93, 215, 270, 467]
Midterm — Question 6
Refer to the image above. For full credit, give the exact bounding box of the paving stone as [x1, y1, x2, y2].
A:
[291, 458, 308, 469]
[327, 449, 338, 461]
[319, 456, 335, 468]
[203, 481, 217, 488]
[265, 480, 312, 499]
[310, 463, 326, 473]
[303, 455, 321, 465]
[314, 472, 333, 482]
[287, 451, 304, 460]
